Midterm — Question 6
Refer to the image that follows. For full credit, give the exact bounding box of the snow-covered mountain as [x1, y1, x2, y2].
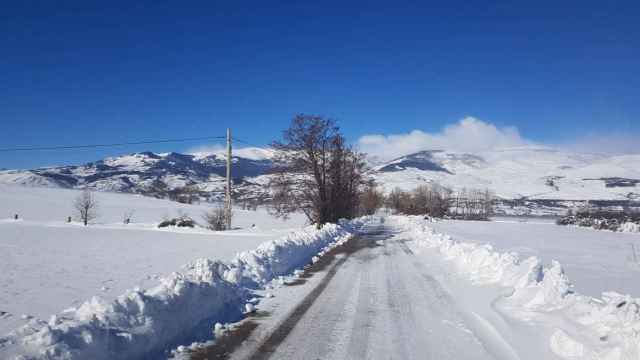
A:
[1, 146, 639, 202]
[0, 148, 274, 201]
[373, 147, 640, 201]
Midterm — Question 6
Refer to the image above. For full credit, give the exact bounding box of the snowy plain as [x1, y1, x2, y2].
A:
[0, 184, 306, 335]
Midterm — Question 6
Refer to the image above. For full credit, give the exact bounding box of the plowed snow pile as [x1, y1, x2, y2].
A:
[390, 216, 640, 360]
[430, 217, 640, 298]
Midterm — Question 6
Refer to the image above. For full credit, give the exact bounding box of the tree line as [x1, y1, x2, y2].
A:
[374, 185, 494, 219]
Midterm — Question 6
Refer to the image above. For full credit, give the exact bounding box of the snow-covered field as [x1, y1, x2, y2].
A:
[0, 185, 306, 336]
[430, 217, 640, 298]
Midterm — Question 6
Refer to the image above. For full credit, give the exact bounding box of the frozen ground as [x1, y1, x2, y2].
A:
[430, 217, 640, 298]
[0, 185, 306, 335]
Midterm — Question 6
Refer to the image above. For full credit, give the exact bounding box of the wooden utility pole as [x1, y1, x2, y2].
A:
[225, 128, 232, 229]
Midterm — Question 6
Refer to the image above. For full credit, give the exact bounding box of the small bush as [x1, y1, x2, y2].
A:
[158, 216, 195, 228]
[556, 209, 640, 232]
[202, 205, 232, 231]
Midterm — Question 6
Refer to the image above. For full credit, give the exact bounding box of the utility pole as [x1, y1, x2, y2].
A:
[225, 128, 232, 230]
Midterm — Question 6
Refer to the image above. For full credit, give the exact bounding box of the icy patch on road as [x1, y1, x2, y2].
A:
[389, 216, 640, 360]
[0, 217, 371, 360]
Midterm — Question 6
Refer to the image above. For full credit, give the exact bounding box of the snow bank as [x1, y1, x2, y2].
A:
[0, 218, 368, 360]
[389, 216, 640, 360]
[223, 218, 367, 288]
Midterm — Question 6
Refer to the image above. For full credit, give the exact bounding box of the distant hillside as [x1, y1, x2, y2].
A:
[0, 148, 274, 202]
[373, 147, 640, 201]
[1, 146, 639, 205]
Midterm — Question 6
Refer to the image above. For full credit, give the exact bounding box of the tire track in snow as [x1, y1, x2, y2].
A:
[382, 240, 420, 359]
[248, 254, 349, 360]
[345, 253, 375, 359]
[248, 225, 391, 359]
[405, 245, 522, 360]
[322, 271, 362, 360]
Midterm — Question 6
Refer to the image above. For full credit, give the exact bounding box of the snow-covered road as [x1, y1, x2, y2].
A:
[221, 221, 520, 360]
[204, 217, 639, 360]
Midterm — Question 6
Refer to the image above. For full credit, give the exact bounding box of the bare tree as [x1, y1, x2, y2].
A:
[481, 188, 495, 218]
[449, 187, 494, 220]
[74, 189, 98, 226]
[269, 114, 368, 225]
[425, 183, 451, 217]
[123, 209, 135, 224]
[168, 185, 200, 204]
[385, 187, 404, 212]
[202, 204, 232, 231]
[385, 188, 414, 215]
[359, 183, 385, 215]
[384, 183, 451, 217]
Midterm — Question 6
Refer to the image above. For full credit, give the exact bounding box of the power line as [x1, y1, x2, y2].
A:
[0, 135, 227, 152]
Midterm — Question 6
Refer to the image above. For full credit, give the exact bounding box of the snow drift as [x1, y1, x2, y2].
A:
[389, 216, 640, 360]
[0, 218, 368, 360]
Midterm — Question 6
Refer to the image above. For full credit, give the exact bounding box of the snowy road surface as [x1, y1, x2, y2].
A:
[221, 221, 520, 360]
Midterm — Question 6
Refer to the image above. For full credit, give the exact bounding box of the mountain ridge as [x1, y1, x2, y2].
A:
[1, 147, 639, 203]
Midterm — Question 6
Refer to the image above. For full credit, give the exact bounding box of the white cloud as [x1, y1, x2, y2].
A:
[186, 117, 638, 163]
[358, 117, 531, 161]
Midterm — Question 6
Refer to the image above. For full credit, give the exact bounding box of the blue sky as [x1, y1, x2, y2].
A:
[1, 1, 638, 168]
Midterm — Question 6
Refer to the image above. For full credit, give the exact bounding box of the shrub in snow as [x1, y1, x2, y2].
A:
[158, 216, 195, 228]
[122, 210, 134, 225]
[619, 221, 640, 233]
[202, 205, 231, 231]
[557, 210, 640, 233]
